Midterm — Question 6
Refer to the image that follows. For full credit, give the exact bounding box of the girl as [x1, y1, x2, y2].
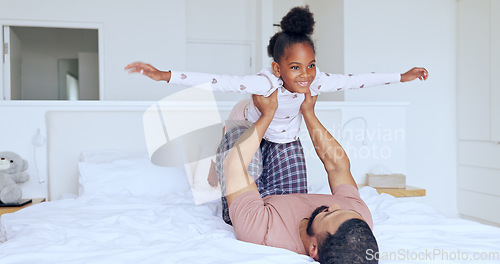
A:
[125, 6, 428, 224]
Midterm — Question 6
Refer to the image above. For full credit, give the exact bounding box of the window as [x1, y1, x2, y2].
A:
[2, 25, 99, 100]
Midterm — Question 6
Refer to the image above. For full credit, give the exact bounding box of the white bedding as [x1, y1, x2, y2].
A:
[1, 187, 499, 264]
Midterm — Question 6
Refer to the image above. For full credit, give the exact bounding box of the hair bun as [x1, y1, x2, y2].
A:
[280, 6, 315, 35]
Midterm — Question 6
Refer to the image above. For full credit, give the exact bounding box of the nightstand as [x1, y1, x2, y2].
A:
[359, 185, 426, 198]
[0, 198, 46, 217]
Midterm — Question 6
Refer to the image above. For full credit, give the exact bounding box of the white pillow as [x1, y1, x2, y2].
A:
[78, 153, 191, 198]
[80, 150, 148, 164]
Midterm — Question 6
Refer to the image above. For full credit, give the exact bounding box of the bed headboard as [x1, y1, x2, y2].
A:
[45, 104, 341, 201]
[46, 111, 149, 200]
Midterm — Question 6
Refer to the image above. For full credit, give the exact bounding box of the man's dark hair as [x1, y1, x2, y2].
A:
[318, 218, 379, 264]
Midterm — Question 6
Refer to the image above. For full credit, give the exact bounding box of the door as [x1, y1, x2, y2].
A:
[491, 0, 500, 142]
[2, 26, 22, 100]
[457, 0, 491, 141]
[78, 52, 99, 100]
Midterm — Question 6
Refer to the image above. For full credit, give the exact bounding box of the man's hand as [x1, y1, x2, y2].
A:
[252, 90, 278, 119]
[401, 67, 429, 82]
[300, 90, 318, 115]
[124, 62, 171, 82]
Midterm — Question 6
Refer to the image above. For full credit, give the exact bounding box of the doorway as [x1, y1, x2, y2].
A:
[2, 25, 99, 100]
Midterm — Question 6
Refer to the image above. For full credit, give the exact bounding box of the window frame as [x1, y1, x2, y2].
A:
[0, 20, 104, 101]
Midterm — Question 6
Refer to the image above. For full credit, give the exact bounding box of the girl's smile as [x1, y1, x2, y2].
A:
[272, 42, 317, 94]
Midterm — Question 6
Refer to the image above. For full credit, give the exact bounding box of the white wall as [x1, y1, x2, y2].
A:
[255, 1, 274, 76]
[0, 0, 458, 217]
[184, 0, 259, 101]
[307, 0, 345, 101]
[342, 0, 457, 216]
[301, 103, 408, 188]
[186, 0, 256, 42]
[1, 0, 186, 101]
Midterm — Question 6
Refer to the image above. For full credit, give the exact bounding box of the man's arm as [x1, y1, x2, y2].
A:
[300, 91, 357, 191]
[224, 91, 278, 206]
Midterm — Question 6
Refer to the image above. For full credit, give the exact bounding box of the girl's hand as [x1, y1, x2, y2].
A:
[252, 90, 278, 118]
[300, 90, 318, 115]
[401, 67, 429, 82]
[124, 62, 171, 82]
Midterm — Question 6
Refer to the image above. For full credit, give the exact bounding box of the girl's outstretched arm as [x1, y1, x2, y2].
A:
[313, 67, 428, 94]
[125, 62, 277, 96]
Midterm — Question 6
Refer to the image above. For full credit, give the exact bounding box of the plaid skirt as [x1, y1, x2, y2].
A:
[216, 126, 307, 225]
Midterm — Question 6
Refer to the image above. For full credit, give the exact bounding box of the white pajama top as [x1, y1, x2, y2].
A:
[169, 67, 400, 143]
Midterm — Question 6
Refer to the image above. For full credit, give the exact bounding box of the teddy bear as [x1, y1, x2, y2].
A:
[0, 151, 29, 204]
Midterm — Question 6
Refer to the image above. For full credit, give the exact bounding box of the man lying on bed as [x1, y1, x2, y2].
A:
[220, 90, 378, 263]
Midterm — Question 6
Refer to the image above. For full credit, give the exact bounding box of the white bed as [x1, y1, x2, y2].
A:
[1, 109, 499, 264]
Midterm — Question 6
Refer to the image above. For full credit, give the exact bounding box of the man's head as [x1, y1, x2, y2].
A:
[306, 204, 379, 263]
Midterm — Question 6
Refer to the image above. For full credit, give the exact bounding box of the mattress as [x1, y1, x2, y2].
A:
[1, 186, 499, 264]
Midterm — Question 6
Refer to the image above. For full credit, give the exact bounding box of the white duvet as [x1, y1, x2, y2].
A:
[1, 187, 499, 264]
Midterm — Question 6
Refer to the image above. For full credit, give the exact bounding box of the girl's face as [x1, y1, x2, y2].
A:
[272, 42, 316, 94]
